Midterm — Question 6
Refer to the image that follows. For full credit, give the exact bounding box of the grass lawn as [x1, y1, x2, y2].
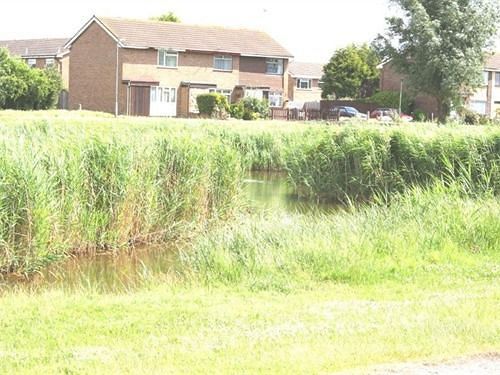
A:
[0, 281, 498, 374]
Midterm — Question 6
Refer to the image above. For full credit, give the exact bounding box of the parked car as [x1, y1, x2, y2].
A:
[370, 108, 413, 122]
[330, 106, 368, 120]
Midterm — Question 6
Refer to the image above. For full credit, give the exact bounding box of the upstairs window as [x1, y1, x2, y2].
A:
[158, 49, 178, 68]
[45, 58, 55, 68]
[297, 78, 312, 90]
[495, 72, 500, 87]
[26, 58, 36, 68]
[266, 58, 283, 75]
[214, 55, 233, 71]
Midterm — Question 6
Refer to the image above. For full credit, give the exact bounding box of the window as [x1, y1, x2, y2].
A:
[297, 78, 312, 90]
[209, 88, 232, 103]
[483, 71, 490, 86]
[266, 58, 283, 75]
[158, 49, 178, 68]
[267, 91, 283, 107]
[495, 72, 500, 87]
[26, 58, 36, 68]
[45, 58, 55, 68]
[151, 87, 176, 103]
[214, 56, 233, 71]
[469, 100, 487, 115]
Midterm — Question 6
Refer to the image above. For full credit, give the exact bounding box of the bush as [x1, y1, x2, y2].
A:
[0, 48, 62, 110]
[413, 109, 427, 122]
[196, 93, 229, 119]
[229, 97, 269, 120]
[365, 90, 414, 113]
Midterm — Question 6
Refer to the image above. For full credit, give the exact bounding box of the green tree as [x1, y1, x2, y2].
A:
[151, 12, 181, 23]
[378, 0, 500, 121]
[321, 44, 380, 99]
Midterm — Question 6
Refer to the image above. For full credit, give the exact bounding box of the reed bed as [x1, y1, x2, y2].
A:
[0, 117, 242, 273]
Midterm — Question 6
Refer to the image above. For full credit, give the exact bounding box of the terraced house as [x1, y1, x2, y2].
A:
[64, 16, 293, 117]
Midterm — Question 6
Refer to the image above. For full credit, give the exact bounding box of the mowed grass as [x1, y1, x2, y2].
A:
[0, 282, 499, 374]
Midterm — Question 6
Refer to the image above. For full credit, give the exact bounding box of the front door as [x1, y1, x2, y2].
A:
[150, 86, 177, 117]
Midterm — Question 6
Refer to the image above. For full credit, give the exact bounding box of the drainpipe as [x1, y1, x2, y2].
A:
[115, 42, 120, 117]
[126, 82, 131, 116]
[399, 79, 403, 114]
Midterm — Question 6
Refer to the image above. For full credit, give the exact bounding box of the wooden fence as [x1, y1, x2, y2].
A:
[270, 108, 322, 121]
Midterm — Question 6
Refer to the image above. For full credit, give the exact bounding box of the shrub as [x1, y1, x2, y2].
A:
[365, 90, 414, 113]
[196, 93, 229, 119]
[229, 97, 269, 120]
[413, 109, 427, 122]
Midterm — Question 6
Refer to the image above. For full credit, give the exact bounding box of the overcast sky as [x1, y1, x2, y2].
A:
[0, 0, 399, 63]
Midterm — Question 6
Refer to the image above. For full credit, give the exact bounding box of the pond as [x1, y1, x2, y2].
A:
[1, 172, 334, 292]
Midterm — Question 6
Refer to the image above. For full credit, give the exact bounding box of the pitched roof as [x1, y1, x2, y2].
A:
[288, 61, 324, 78]
[0, 38, 69, 57]
[66, 16, 293, 58]
[485, 52, 500, 71]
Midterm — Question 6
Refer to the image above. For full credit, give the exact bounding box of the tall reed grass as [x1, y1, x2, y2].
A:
[0, 119, 242, 273]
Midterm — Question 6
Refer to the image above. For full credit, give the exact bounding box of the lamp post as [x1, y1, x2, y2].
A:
[399, 79, 403, 114]
[115, 42, 120, 117]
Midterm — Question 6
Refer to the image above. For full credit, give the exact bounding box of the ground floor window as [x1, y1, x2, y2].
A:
[267, 91, 283, 107]
[151, 87, 176, 103]
[469, 100, 487, 115]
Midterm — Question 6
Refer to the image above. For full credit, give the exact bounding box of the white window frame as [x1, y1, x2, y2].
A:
[213, 55, 233, 71]
[158, 49, 178, 68]
[267, 91, 283, 108]
[45, 58, 55, 68]
[266, 58, 283, 75]
[297, 78, 312, 90]
[209, 88, 232, 103]
[27, 58, 36, 68]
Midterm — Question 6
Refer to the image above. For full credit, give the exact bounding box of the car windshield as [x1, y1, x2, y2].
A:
[345, 107, 358, 114]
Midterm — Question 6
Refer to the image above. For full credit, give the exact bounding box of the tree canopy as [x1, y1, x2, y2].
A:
[321, 44, 380, 99]
[378, 0, 500, 121]
[0, 48, 62, 110]
[151, 12, 181, 23]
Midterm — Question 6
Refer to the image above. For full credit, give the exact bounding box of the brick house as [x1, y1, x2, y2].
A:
[0, 38, 70, 89]
[467, 53, 500, 117]
[287, 61, 323, 105]
[379, 53, 500, 118]
[64, 16, 293, 117]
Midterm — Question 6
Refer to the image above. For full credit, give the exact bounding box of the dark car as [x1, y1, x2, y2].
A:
[330, 106, 368, 120]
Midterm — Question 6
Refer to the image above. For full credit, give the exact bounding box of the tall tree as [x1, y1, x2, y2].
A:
[378, 0, 500, 121]
[321, 44, 380, 99]
[151, 12, 181, 23]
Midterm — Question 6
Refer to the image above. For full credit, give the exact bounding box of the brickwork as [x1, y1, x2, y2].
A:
[68, 22, 118, 113]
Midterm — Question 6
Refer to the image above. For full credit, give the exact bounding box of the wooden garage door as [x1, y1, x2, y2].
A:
[130, 86, 151, 117]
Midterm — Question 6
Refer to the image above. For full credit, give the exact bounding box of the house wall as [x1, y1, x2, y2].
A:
[288, 77, 322, 102]
[59, 55, 70, 89]
[380, 62, 439, 117]
[239, 56, 287, 95]
[68, 21, 118, 113]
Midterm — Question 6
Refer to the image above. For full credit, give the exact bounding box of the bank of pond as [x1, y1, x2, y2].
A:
[0, 112, 499, 286]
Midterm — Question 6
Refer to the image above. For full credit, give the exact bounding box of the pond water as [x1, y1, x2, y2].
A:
[1, 172, 333, 292]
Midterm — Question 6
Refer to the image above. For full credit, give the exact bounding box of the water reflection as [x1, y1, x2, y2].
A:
[243, 171, 337, 213]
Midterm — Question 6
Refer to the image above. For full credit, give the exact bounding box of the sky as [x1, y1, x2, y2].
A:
[0, 0, 397, 63]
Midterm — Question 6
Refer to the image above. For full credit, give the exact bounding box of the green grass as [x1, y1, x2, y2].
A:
[0, 282, 498, 374]
[179, 185, 500, 291]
